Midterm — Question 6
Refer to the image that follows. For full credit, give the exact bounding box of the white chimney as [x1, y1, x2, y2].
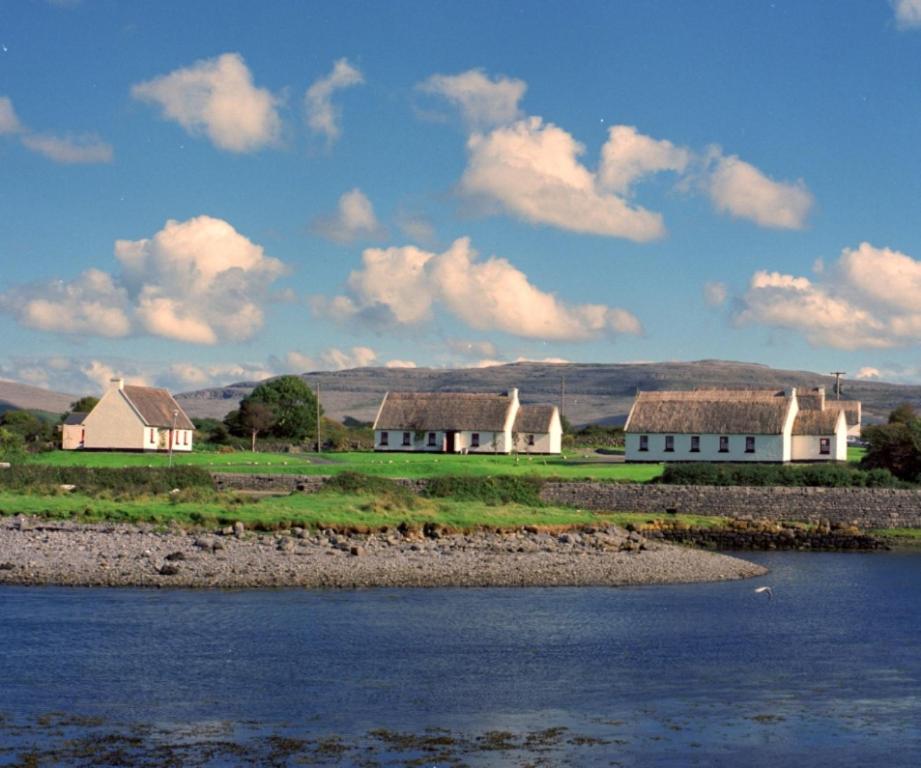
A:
[508, 387, 519, 403]
[110, 377, 125, 391]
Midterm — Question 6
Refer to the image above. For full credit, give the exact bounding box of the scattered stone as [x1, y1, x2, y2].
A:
[233, 521, 245, 538]
[277, 538, 296, 553]
[157, 564, 180, 576]
[59, 484, 77, 492]
[164, 551, 186, 562]
[220, 526, 234, 536]
[350, 545, 365, 557]
[0, 562, 14, 571]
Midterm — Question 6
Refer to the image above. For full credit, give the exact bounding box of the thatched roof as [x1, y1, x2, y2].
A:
[792, 409, 843, 436]
[122, 386, 194, 430]
[625, 389, 793, 434]
[830, 400, 861, 427]
[514, 404, 557, 434]
[373, 391, 514, 431]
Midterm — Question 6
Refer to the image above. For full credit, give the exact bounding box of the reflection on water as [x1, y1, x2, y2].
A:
[0, 552, 919, 766]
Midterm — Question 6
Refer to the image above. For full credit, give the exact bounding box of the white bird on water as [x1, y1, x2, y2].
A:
[754, 586, 773, 600]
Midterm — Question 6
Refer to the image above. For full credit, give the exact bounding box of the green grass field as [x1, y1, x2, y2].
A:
[31, 449, 664, 482]
[0, 488, 724, 532]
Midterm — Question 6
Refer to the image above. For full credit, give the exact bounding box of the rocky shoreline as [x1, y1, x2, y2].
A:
[0, 515, 766, 589]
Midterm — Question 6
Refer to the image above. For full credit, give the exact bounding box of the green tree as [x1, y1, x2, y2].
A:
[68, 396, 99, 415]
[861, 407, 921, 481]
[240, 401, 276, 452]
[0, 410, 52, 446]
[889, 403, 917, 425]
[242, 376, 322, 441]
[0, 427, 27, 463]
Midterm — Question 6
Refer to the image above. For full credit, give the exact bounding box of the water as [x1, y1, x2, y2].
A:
[1, 552, 920, 766]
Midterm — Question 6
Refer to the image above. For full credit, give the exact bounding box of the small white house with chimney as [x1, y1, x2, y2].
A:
[372, 388, 562, 454]
[624, 387, 854, 463]
[64, 378, 195, 452]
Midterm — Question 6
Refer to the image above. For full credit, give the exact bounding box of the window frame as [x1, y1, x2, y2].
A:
[427, 432, 437, 447]
[402, 431, 411, 447]
[719, 435, 729, 453]
[380, 431, 389, 446]
[690, 435, 700, 453]
[471, 432, 480, 448]
[639, 434, 649, 452]
[819, 437, 831, 455]
[745, 436, 756, 454]
[664, 435, 675, 453]
[527, 434, 535, 446]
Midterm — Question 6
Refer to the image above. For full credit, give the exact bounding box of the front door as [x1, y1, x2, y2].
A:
[445, 431, 456, 453]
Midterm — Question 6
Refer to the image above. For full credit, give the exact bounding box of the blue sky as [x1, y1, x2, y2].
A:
[2, 0, 921, 394]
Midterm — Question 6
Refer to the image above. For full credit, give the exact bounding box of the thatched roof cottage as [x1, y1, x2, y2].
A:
[624, 387, 855, 463]
[372, 388, 562, 454]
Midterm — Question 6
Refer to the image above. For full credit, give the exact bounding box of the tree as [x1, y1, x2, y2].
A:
[240, 401, 276, 452]
[0, 427, 26, 463]
[68, 396, 99, 415]
[242, 376, 322, 441]
[0, 410, 52, 446]
[861, 406, 921, 481]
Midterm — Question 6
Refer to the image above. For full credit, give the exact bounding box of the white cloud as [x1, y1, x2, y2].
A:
[317, 237, 642, 342]
[311, 188, 386, 243]
[598, 125, 690, 195]
[304, 58, 363, 143]
[281, 346, 378, 373]
[1, 216, 286, 345]
[735, 242, 921, 349]
[893, 0, 921, 28]
[131, 52, 281, 153]
[703, 281, 728, 307]
[461, 117, 666, 241]
[856, 366, 881, 380]
[447, 339, 499, 359]
[417, 69, 526, 129]
[385, 359, 416, 368]
[19, 133, 113, 164]
[396, 211, 436, 245]
[707, 153, 813, 229]
[0, 96, 22, 134]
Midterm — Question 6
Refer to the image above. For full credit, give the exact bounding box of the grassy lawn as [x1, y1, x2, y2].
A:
[0, 489, 717, 532]
[30, 449, 663, 482]
[847, 446, 866, 464]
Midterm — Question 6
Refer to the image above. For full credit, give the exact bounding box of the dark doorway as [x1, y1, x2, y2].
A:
[445, 431, 456, 453]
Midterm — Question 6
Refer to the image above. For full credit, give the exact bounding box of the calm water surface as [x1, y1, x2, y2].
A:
[1, 551, 920, 766]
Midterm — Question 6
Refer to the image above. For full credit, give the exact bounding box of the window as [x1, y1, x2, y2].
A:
[639, 435, 648, 452]
[664, 435, 674, 453]
[380, 432, 389, 446]
[527, 434, 535, 446]
[820, 437, 830, 455]
[471, 432, 480, 448]
[690, 435, 700, 453]
[427, 432, 437, 447]
[719, 436, 729, 453]
[149, 428, 155, 443]
[402, 432, 411, 446]
[745, 436, 756, 453]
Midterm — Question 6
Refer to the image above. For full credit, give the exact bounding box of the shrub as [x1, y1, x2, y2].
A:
[323, 472, 417, 509]
[659, 462, 906, 488]
[0, 465, 215, 497]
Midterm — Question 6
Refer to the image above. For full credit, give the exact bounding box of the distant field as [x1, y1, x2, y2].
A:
[31, 450, 664, 482]
[848, 446, 866, 463]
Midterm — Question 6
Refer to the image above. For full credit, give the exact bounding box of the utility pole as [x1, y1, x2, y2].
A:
[829, 371, 846, 400]
[316, 381, 322, 454]
[560, 374, 566, 421]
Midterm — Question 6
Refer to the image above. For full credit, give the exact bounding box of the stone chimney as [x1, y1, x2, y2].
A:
[508, 387, 519, 403]
[814, 386, 826, 410]
[109, 377, 125, 391]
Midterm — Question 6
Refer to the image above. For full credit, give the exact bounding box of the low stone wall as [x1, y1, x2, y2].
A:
[539, 483, 921, 529]
[210, 473, 921, 530]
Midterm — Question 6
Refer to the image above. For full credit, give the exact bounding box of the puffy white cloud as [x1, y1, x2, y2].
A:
[447, 339, 499, 359]
[461, 117, 666, 241]
[1, 216, 286, 345]
[311, 188, 386, 243]
[707, 154, 813, 229]
[280, 346, 378, 373]
[894, 0, 921, 28]
[317, 237, 642, 342]
[304, 58, 363, 143]
[599, 125, 690, 195]
[0, 96, 22, 134]
[417, 69, 526, 129]
[735, 242, 921, 349]
[703, 281, 728, 307]
[385, 359, 417, 368]
[856, 366, 881, 380]
[19, 133, 113, 164]
[131, 52, 281, 153]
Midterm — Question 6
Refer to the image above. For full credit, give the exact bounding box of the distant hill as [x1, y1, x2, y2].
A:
[174, 360, 921, 427]
[0, 379, 78, 417]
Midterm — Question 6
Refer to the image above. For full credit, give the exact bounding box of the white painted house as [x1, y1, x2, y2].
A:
[373, 389, 562, 454]
[624, 387, 853, 463]
[65, 378, 195, 452]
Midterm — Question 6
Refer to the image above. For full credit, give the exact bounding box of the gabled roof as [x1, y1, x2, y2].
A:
[514, 404, 558, 434]
[122, 386, 194, 430]
[625, 389, 793, 435]
[373, 392, 515, 432]
[829, 400, 861, 427]
[792, 409, 844, 436]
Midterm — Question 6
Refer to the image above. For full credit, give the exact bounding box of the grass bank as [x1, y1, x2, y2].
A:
[29, 449, 663, 482]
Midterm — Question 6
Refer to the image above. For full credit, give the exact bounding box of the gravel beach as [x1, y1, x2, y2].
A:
[0, 515, 766, 589]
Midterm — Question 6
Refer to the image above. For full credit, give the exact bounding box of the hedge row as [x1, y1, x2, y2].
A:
[659, 462, 907, 488]
[422, 475, 545, 505]
[0, 465, 215, 496]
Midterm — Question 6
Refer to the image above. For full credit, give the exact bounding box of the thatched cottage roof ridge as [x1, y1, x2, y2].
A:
[122, 385, 195, 430]
[373, 391, 515, 432]
[792, 409, 843, 436]
[625, 388, 793, 434]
